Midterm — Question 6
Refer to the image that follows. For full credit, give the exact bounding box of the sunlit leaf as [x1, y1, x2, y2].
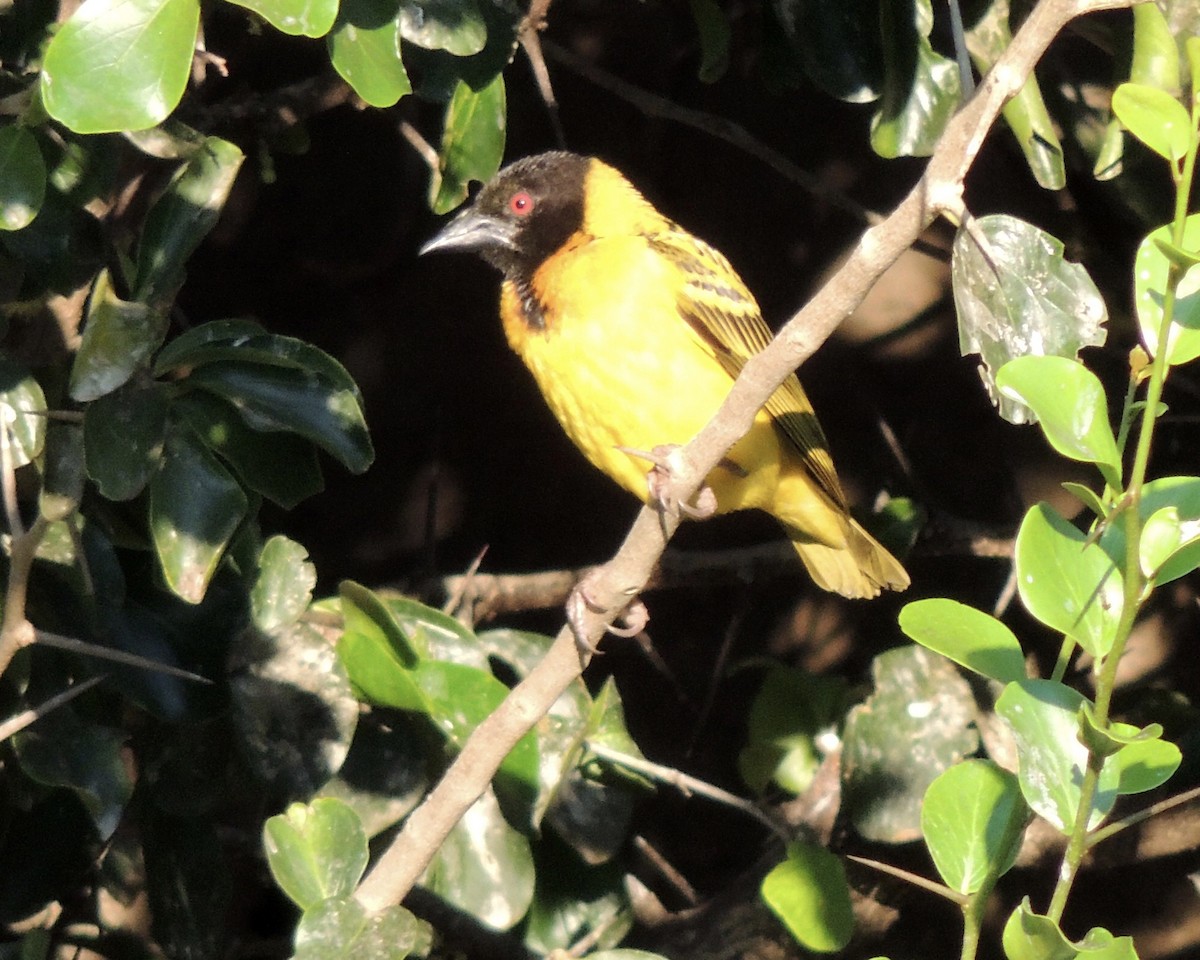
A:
[0, 355, 47, 467]
[430, 74, 505, 213]
[251, 535, 316, 632]
[1134, 215, 1200, 366]
[263, 798, 369, 910]
[761, 841, 853, 953]
[398, 0, 485, 55]
[898, 598, 1026, 683]
[328, 0, 412, 107]
[1112, 83, 1192, 162]
[70, 269, 167, 401]
[225, 0, 338, 37]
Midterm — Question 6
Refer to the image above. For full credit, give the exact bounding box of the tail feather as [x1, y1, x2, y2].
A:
[787, 519, 909, 600]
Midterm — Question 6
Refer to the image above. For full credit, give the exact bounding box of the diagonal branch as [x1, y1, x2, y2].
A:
[353, 0, 1136, 914]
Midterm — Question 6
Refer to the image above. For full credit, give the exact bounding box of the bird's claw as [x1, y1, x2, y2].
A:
[617, 444, 717, 520]
[567, 573, 650, 660]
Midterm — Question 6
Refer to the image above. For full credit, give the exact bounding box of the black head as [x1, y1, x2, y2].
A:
[419, 151, 591, 279]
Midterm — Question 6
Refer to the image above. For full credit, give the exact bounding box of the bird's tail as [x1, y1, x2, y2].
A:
[786, 518, 910, 600]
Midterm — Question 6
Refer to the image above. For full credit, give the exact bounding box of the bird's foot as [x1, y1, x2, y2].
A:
[617, 444, 717, 520]
[567, 572, 650, 659]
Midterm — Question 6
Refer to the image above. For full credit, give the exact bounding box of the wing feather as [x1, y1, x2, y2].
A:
[647, 229, 847, 509]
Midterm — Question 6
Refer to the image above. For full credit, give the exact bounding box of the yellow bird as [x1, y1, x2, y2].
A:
[422, 152, 908, 599]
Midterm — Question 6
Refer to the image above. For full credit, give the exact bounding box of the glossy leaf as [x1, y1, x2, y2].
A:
[0, 355, 47, 467]
[398, 0, 486, 55]
[1112, 83, 1192, 163]
[328, 0, 412, 107]
[173, 391, 324, 508]
[761, 841, 853, 953]
[1016, 503, 1122, 659]
[153, 318, 268, 373]
[954, 215, 1108, 424]
[382, 593, 479, 664]
[921, 760, 1025, 895]
[296, 898, 429, 960]
[898, 598, 1026, 683]
[1101, 476, 1200, 585]
[421, 788, 534, 930]
[0, 124, 47, 230]
[1134, 215, 1200, 366]
[251, 535, 316, 632]
[995, 680, 1119, 832]
[430, 74, 505, 214]
[996, 356, 1121, 484]
[41, 0, 200, 133]
[767, 0, 880, 102]
[83, 382, 169, 500]
[263, 798, 369, 910]
[870, 0, 960, 158]
[523, 856, 632, 955]
[184, 360, 373, 474]
[842, 646, 979, 842]
[1002, 899, 1078, 960]
[70, 270, 167, 401]
[225, 0, 338, 37]
[134, 137, 245, 305]
[150, 422, 249, 603]
[1105, 722, 1181, 795]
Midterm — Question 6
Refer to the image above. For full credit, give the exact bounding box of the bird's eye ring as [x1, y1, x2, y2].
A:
[509, 191, 535, 215]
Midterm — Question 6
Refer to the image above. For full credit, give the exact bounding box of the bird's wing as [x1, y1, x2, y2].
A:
[647, 229, 847, 509]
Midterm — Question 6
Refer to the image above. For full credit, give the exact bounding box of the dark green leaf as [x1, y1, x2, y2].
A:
[430, 74, 506, 214]
[39, 422, 85, 521]
[0, 124, 47, 231]
[1134, 215, 1200, 366]
[0, 354, 47, 467]
[225, 0, 339, 37]
[421, 787, 534, 930]
[40, 0, 200, 134]
[399, 0, 486, 55]
[921, 760, 1025, 895]
[870, 0, 961, 158]
[842, 646, 979, 842]
[134, 137, 245, 305]
[263, 798, 369, 910]
[184, 360, 373, 474]
[761, 841, 853, 953]
[767, 0, 881, 101]
[898, 598, 1026, 683]
[150, 422, 249, 603]
[174, 391, 324, 508]
[329, 0, 412, 107]
[688, 0, 730, 83]
[1016, 503, 1122, 659]
[153, 319, 268, 374]
[524, 853, 632, 955]
[83, 382, 169, 501]
[251, 535, 316, 632]
[70, 269, 167, 401]
[953, 215, 1108, 424]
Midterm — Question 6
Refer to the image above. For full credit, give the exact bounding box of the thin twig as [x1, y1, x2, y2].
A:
[34, 629, 214, 684]
[845, 854, 968, 906]
[518, 0, 566, 148]
[0, 675, 106, 742]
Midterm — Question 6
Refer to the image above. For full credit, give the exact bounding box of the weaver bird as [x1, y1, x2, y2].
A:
[422, 152, 908, 599]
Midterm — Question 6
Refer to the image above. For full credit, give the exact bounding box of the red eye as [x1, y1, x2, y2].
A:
[509, 191, 535, 215]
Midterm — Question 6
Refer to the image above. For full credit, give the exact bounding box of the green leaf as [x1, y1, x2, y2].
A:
[1105, 723, 1181, 795]
[1101, 476, 1200, 585]
[263, 798, 369, 910]
[70, 269, 168, 402]
[1002, 899, 1078, 960]
[898, 598, 1026, 683]
[0, 355, 47, 467]
[340, 580, 421, 673]
[41, 0, 200, 134]
[737, 666, 849, 795]
[689, 0, 730, 83]
[225, 0, 338, 37]
[134, 137, 245, 305]
[83, 382, 169, 500]
[921, 760, 1025, 895]
[251, 535, 316, 632]
[40, 422, 85, 521]
[153, 318, 268, 373]
[381, 593, 480, 664]
[13, 711, 134, 841]
[1015, 503, 1122, 659]
[842, 646, 979, 842]
[328, 0, 412, 107]
[421, 787, 534, 930]
[995, 680, 1119, 832]
[295, 898, 430, 960]
[184, 360, 373, 474]
[996, 356, 1121, 484]
[953, 215, 1108, 425]
[398, 0, 486, 55]
[1134, 215, 1200, 366]
[430, 74, 505, 214]
[764, 0, 881, 102]
[870, 0, 960, 158]
[1062, 481, 1108, 519]
[1112, 83, 1192, 163]
[173, 391, 324, 508]
[761, 841, 853, 953]
[150, 421, 249, 603]
[0, 124, 47, 231]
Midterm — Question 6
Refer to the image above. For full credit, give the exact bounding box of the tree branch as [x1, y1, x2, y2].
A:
[352, 0, 1136, 913]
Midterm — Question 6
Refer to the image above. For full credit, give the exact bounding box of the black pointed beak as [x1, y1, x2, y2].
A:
[419, 207, 518, 257]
